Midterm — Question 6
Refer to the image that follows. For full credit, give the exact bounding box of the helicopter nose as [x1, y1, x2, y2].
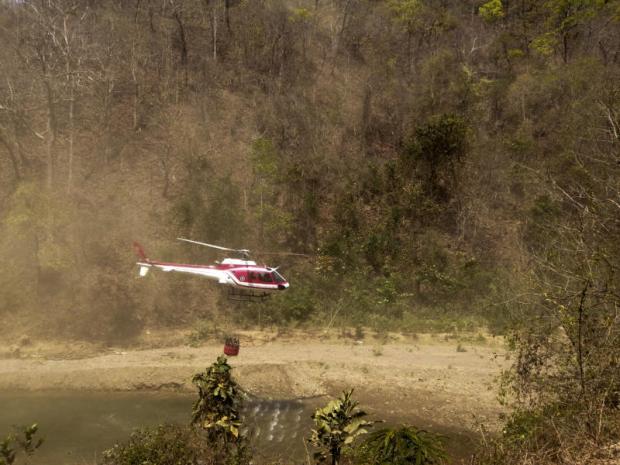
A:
[278, 283, 289, 290]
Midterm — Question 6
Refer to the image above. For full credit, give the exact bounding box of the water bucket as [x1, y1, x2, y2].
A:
[223, 338, 240, 356]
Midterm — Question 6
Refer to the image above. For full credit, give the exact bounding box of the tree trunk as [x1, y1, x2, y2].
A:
[67, 73, 75, 192]
[173, 10, 189, 88]
[212, 4, 218, 60]
[224, 0, 231, 34]
[0, 131, 21, 183]
[43, 79, 56, 189]
[131, 41, 139, 130]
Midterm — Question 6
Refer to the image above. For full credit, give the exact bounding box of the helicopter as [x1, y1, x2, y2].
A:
[133, 238, 292, 300]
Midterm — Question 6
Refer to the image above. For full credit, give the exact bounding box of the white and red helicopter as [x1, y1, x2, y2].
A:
[133, 238, 290, 299]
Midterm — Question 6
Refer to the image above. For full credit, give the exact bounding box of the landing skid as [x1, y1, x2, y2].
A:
[228, 287, 270, 302]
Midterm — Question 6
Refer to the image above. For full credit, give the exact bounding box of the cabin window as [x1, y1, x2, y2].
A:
[259, 273, 273, 283]
[272, 271, 285, 283]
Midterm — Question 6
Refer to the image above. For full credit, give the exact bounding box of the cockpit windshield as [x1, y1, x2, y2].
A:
[272, 271, 286, 283]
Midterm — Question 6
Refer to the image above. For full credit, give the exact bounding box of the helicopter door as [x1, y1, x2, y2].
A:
[248, 271, 261, 284]
[233, 270, 248, 283]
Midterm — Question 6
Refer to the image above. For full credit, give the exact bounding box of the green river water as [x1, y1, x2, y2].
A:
[0, 391, 320, 465]
[0, 391, 476, 464]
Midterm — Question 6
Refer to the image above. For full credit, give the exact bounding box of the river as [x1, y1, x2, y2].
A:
[0, 391, 324, 465]
[0, 390, 476, 464]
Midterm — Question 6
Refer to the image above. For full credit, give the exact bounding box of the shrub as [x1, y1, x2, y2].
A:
[102, 424, 199, 465]
[309, 389, 374, 465]
[0, 424, 43, 465]
[105, 356, 250, 465]
[191, 356, 243, 444]
[358, 425, 446, 465]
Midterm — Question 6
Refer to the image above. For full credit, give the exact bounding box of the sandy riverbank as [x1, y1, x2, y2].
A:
[0, 330, 508, 434]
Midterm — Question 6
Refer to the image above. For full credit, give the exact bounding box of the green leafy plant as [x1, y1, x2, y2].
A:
[405, 114, 468, 201]
[358, 425, 446, 465]
[104, 359, 250, 465]
[191, 356, 243, 444]
[0, 438, 15, 465]
[479, 0, 504, 22]
[0, 424, 43, 465]
[309, 389, 374, 465]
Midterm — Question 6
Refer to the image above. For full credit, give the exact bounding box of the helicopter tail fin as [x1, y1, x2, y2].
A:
[133, 242, 151, 277]
[133, 241, 148, 261]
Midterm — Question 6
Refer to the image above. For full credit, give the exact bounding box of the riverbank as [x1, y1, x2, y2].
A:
[0, 330, 508, 436]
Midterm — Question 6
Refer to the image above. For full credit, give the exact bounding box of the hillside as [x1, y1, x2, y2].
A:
[1, 2, 619, 463]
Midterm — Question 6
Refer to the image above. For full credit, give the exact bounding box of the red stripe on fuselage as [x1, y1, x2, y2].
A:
[149, 260, 273, 272]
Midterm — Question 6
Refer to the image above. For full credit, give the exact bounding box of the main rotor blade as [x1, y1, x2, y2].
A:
[256, 251, 311, 257]
[177, 238, 250, 254]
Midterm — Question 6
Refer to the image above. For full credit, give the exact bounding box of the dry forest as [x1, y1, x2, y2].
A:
[1, 0, 619, 464]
